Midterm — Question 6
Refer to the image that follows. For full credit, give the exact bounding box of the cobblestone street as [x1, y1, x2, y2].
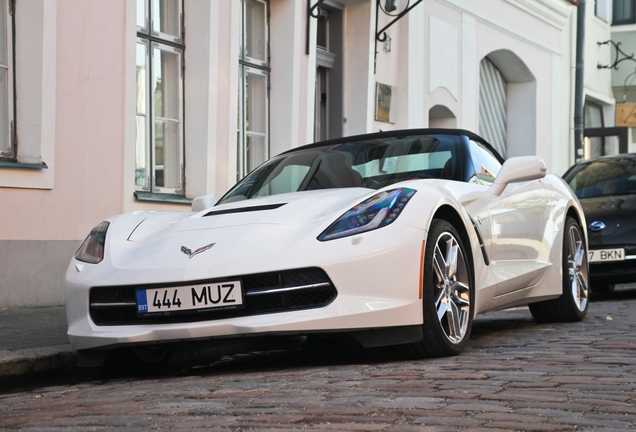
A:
[1, 288, 635, 431]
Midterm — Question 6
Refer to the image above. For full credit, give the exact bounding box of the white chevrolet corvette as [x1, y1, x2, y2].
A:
[66, 129, 589, 367]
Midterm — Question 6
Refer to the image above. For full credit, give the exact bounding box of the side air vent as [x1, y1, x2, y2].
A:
[470, 216, 489, 266]
[204, 203, 286, 217]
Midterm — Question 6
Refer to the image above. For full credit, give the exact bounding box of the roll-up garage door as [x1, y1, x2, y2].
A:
[479, 58, 507, 158]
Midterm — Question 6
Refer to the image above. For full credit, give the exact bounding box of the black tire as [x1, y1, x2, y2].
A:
[529, 216, 589, 323]
[405, 219, 474, 358]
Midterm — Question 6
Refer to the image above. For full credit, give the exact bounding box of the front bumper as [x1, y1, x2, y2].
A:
[66, 224, 426, 351]
[589, 261, 636, 284]
[588, 244, 636, 285]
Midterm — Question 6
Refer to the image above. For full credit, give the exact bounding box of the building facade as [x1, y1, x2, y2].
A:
[0, 0, 612, 307]
[599, 0, 636, 154]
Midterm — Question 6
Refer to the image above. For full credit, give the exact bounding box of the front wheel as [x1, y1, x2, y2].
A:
[529, 216, 589, 323]
[405, 219, 474, 358]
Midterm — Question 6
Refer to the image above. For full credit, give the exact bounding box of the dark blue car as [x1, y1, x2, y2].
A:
[563, 154, 636, 293]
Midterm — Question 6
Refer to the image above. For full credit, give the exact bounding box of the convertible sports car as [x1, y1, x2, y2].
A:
[563, 153, 636, 293]
[66, 129, 589, 367]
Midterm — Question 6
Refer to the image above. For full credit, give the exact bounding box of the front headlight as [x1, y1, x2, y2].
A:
[74, 221, 110, 264]
[318, 188, 416, 241]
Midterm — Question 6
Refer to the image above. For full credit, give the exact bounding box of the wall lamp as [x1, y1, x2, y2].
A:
[375, 0, 423, 73]
[376, 0, 423, 43]
[384, 0, 398, 13]
[306, 0, 423, 71]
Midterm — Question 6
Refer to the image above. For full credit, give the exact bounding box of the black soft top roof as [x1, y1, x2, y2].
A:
[284, 128, 488, 154]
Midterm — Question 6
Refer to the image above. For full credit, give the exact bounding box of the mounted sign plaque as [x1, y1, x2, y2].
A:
[616, 103, 636, 127]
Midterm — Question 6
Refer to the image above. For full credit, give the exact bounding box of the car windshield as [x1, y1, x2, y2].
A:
[218, 134, 461, 204]
[564, 157, 636, 198]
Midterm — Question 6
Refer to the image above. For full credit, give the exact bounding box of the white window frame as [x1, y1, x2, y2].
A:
[237, 0, 269, 181]
[238, 65, 269, 178]
[0, 0, 14, 161]
[0, 0, 55, 190]
[135, 0, 185, 197]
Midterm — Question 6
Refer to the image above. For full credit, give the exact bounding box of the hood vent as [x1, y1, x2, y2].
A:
[204, 203, 287, 217]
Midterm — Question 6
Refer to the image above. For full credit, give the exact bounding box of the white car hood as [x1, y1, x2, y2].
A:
[127, 188, 372, 241]
[102, 188, 375, 275]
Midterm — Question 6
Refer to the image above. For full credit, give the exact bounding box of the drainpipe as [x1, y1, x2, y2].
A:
[574, 0, 586, 163]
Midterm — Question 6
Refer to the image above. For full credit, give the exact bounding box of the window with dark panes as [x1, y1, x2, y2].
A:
[613, 0, 636, 24]
[136, 0, 184, 194]
[237, 0, 269, 181]
[0, 0, 14, 161]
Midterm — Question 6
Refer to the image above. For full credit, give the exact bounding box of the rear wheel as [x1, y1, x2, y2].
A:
[406, 219, 474, 358]
[529, 216, 589, 323]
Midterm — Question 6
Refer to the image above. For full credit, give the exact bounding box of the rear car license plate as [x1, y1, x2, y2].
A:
[588, 248, 625, 263]
[136, 280, 243, 314]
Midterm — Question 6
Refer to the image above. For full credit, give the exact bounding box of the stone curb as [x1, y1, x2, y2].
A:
[0, 346, 76, 381]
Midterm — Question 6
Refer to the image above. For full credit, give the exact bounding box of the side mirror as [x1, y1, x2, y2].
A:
[490, 156, 546, 196]
[191, 194, 217, 212]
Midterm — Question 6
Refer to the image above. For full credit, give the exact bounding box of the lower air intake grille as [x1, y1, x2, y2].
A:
[89, 268, 337, 326]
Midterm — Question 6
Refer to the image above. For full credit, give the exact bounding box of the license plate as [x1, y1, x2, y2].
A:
[588, 248, 625, 263]
[136, 280, 243, 314]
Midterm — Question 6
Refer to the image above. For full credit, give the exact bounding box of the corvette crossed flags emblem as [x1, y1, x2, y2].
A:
[180, 243, 216, 259]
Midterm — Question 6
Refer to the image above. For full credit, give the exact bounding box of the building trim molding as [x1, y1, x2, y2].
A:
[442, 0, 566, 56]
[506, 0, 572, 29]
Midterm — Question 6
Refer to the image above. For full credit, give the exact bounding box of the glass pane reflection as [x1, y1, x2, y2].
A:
[152, 47, 180, 120]
[152, 0, 180, 39]
[154, 119, 180, 189]
[245, 0, 266, 63]
[0, 68, 8, 154]
[136, 0, 147, 29]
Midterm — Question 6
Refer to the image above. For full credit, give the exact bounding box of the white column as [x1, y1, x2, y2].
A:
[270, 0, 303, 154]
[183, 0, 221, 198]
[461, 13, 477, 132]
[550, 52, 561, 173]
[343, 1, 375, 135]
[406, 1, 426, 128]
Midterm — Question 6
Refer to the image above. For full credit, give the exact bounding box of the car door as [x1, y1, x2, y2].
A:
[462, 140, 553, 296]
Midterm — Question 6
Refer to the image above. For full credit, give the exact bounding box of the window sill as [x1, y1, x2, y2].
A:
[0, 160, 49, 169]
[612, 20, 636, 26]
[134, 191, 192, 205]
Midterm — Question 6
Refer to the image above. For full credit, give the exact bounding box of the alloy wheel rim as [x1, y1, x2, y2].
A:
[433, 231, 471, 344]
[568, 225, 589, 311]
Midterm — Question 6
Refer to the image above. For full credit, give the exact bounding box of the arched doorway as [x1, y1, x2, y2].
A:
[429, 105, 457, 128]
[479, 50, 536, 159]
